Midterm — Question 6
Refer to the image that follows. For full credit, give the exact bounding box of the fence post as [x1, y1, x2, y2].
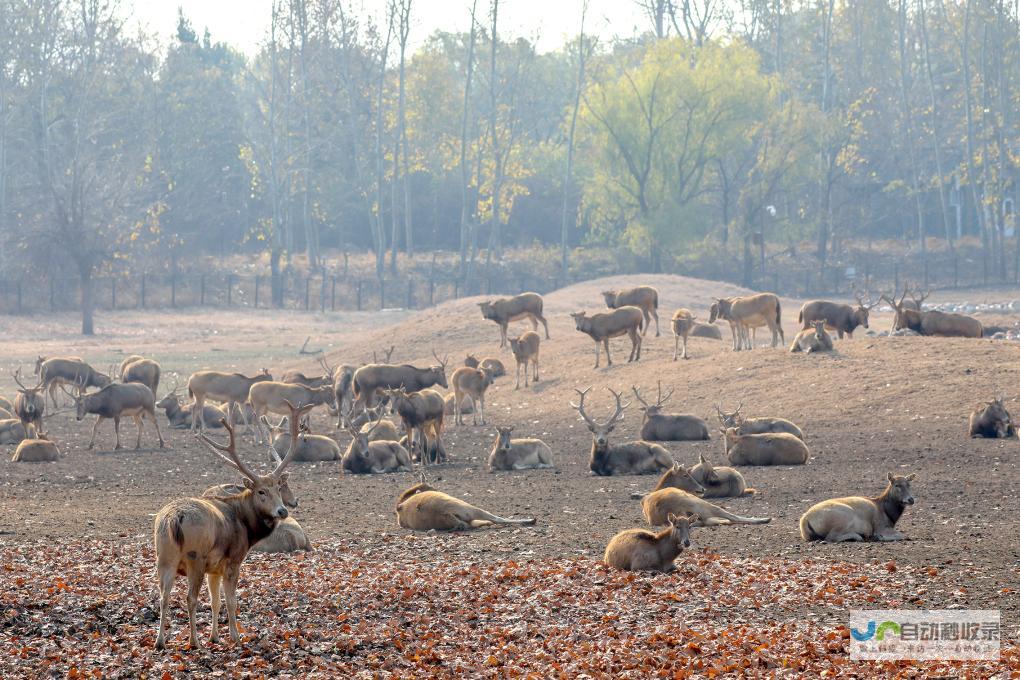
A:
[406, 279, 414, 309]
[454, 279, 460, 299]
[254, 275, 260, 308]
[200, 275, 206, 305]
[953, 255, 958, 288]
[304, 277, 311, 310]
[923, 259, 929, 287]
[50, 278, 55, 311]
[428, 276, 434, 306]
[111, 278, 116, 310]
[379, 278, 385, 310]
[171, 273, 177, 308]
[356, 280, 363, 311]
[331, 276, 336, 311]
[141, 274, 146, 309]
[320, 277, 326, 313]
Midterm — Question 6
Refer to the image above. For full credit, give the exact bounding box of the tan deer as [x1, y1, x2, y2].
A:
[709, 294, 784, 351]
[280, 357, 335, 389]
[351, 351, 449, 410]
[464, 355, 506, 378]
[629, 463, 705, 500]
[882, 287, 982, 338]
[487, 426, 554, 471]
[262, 416, 341, 462]
[153, 400, 313, 650]
[74, 379, 165, 450]
[671, 308, 696, 360]
[187, 369, 273, 432]
[722, 428, 808, 466]
[800, 473, 916, 542]
[385, 387, 446, 465]
[157, 390, 228, 430]
[248, 381, 335, 443]
[11, 426, 60, 462]
[0, 395, 13, 412]
[478, 292, 550, 347]
[632, 382, 709, 441]
[642, 488, 770, 527]
[509, 331, 540, 389]
[689, 453, 756, 498]
[570, 307, 644, 368]
[450, 366, 494, 426]
[341, 415, 412, 474]
[395, 473, 536, 531]
[789, 320, 834, 353]
[202, 483, 311, 553]
[121, 357, 161, 395]
[603, 513, 698, 572]
[0, 419, 28, 444]
[332, 364, 357, 428]
[12, 369, 45, 434]
[715, 404, 804, 440]
[602, 285, 660, 336]
[38, 357, 112, 408]
[571, 387, 673, 476]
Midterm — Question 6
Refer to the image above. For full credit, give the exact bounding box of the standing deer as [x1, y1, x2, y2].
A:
[351, 351, 449, 410]
[39, 358, 111, 409]
[671, 308, 696, 360]
[798, 291, 876, 339]
[74, 379, 165, 450]
[602, 285, 660, 336]
[280, 357, 335, 388]
[248, 381, 336, 443]
[12, 369, 45, 434]
[709, 294, 784, 351]
[449, 366, 494, 426]
[570, 307, 644, 368]
[187, 369, 273, 432]
[153, 400, 313, 650]
[509, 331, 540, 389]
[632, 382, 710, 441]
[385, 387, 446, 465]
[571, 387, 674, 476]
[121, 356, 161, 395]
[477, 292, 550, 347]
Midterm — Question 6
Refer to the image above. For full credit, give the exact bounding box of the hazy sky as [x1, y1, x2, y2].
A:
[129, 0, 651, 55]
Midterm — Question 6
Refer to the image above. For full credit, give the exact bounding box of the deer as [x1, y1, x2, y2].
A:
[153, 400, 314, 650]
[38, 357, 112, 409]
[187, 369, 273, 432]
[690, 322, 723, 340]
[902, 286, 930, 311]
[444, 393, 475, 416]
[0, 395, 13, 412]
[632, 382, 709, 441]
[332, 364, 357, 428]
[202, 481, 312, 553]
[689, 453, 756, 498]
[603, 513, 698, 572]
[798, 291, 877, 339]
[571, 387, 674, 476]
[722, 427, 808, 466]
[385, 387, 446, 465]
[0, 419, 28, 444]
[800, 473, 916, 542]
[478, 292, 550, 347]
[642, 488, 771, 527]
[11, 425, 60, 462]
[487, 426, 554, 472]
[789, 320, 834, 353]
[262, 416, 341, 462]
[351, 351, 449, 411]
[602, 285, 660, 337]
[74, 378, 165, 450]
[508, 331, 540, 389]
[248, 381, 336, 443]
[882, 287, 982, 338]
[671, 308, 696, 360]
[396, 472, 536, 530]
[464, 354, 506, 378]
[968, 397, 1016, 438]
[280, 357, 335, 389]
[709, 293, 784, 351]
[12, 369, 45, 434]
[449, 366, 494, 426]
[156, 390, 228, 430]
[121, 356, 161, 395]
[341, 415, 412, 474]
[629, 463, 705, 500]
[715, 403, 804, 440]
[570, 307, 644, 368]
[0, 406, 11, 420]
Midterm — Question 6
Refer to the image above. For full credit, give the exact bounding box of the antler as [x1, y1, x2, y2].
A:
[908, 285, 931, 306]
[317, 356, 335, 378]
[631, 386, 650, 409]
[271, 399, 316, 478]
[12, 368, 36, 391]
[431, 348, 449, 370]
[570, 387, 596, 428]
[654, 380, 674, 407]
[604, 388, 629, 428]
[196, 418, 260, 484]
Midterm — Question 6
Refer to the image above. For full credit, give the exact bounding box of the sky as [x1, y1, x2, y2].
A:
[128, 0, 652, 56]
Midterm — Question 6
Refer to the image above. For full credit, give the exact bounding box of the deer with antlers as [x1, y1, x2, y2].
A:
[280, 357, 335, 389]
[715, 403, 804, 439]
[799, 290, 878, 340]
[12, 369, 45, 434]
[351, 350, 449, 411]
[153, 400, 314, 650]
[571, 387, 674, 476]
[882, 286, 982, 338]
[632, 382, 710, 441]
[341, 412, 412, 474]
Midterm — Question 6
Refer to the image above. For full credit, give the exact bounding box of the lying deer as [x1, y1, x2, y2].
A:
[11, 425, 60, 463]
[632, 383, 709, 441]
[799, 473, 916, 542]
[478, 292, 550, 347]
[968, 396, 1016, 438]
[629, 463, 704, 500]
[571, 387, 674, 476]
[153, 400, 313, 650]
[262, 416, 341, 462]
[602, 285, 660, 337]
[157, 390, 228, 430]
[642, 488, 771, 527]
[0, 419, 27, 444]
[722, 428, 808, 466]
[882, 287, 982, 338]
[74, 380, 165, 450]
[570, 307, 643, 368]
[342, 416, 412, 474]
[395, 473, 536, 531]
[603, 513, 697, 572]
[464, 355, 506, 378]
[715, 403, 804, 440]
[450, 366, 494, 426]
[689, 453, 756, 498]
[487, 426, 554, 472]
[789, 320, 834, 353]
[509, 332, 540, 389]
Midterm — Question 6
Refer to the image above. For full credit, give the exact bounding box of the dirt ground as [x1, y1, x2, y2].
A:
[1, 274, 1018, 661]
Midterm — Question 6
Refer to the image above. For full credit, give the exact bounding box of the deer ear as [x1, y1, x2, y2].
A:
[666, 513, 679, 525]
[905, 473, 916, 481]
[887, 472, 895, 482]
[686, 513, 699, 525]
[699, 453, 708, 465]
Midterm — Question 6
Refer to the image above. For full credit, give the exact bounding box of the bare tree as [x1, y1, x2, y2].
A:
[561, 1, 592, 278]
[918, 0, 953, 251]
[458, 0, 480, 277]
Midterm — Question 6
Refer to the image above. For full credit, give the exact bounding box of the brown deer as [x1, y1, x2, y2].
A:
[570, 307, 644, 368]
[351, 351, 449, 410]
[882, 287, 982, 338]
[332, 364, 357, 428]
[571, 387, 673, 476]
[478, 292, 550, 347]
[715, 403, 804, 440]
[444, 393, 475, 416]
[800, 473, 916, 542]
[465, 355, 506, 378]
[12, 369, 45, 434]
[0, 419, 28, 444]
[121, 356, 161, 395]
[11, 426, 60, 462]
[280, 357, 335, 389]
[798, 291, 877, 339]
[603, 513, 697, 572]
[153, 400, 313, 650]
[602, 285, 660, 336]
[187, 369, 273, 432]
[509, 331, 540, 389]
[722, 428, 808, 466]
[0, 395, 13, 412]
[341, 415, 412, 474]
[156, 390, 228, 430]
[385, 387, 446, 465]
[487, 426, 554, 471]
[74, 380, 164, 450]
[202, 484, 312, 553]
[262, 416, 341, 462]
[968, 397, 1016, 438]
[690, 322, 723, 340]
[39, 358, 112, 409]
[629, 463, 705, 500]
[709, 294, 784, 351]
[632, 383, 709, 441]
[248, 381, 336, 443]
[789, 320, 834, 353]
[689, 453, 756, 498]
[671, 308, 696, 360]
[450, 366, 494, 426]
[642, 488, 771, 527]
[396, 473, 536, 530]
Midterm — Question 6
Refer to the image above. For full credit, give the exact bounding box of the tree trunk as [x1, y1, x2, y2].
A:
[918, 0, 954, 250]
[80, 268, 94, 336]
[458, 0, 479, 272]
[271, 247, 284, 307]
[742, 234, 753, 288]
[560, 3, 588, 278]
[962, 0, 988, 277]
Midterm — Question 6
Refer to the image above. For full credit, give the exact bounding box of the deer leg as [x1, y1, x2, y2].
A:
[208, 573, 222, 644]
[88, 416, 104, 449]
[515, 361, 521, 390]
[185, 568, 204, 649]
[532, 357, 539, 382]
[653, 308, 660, 337]
[540, 314, 550, 340]
[151, 408, 165, 448]
[475, 396, 484, 426]
[113, 416, 123, 449]
[673, 335, 679, 361]
[191, 396, 202, 431]
[529, 314, 538, 333]
[133, 414, 143, 448]
[238, 402, 254, 436]
[224, 568, 241, 644]
[499, 324, 508, 348]
[155, 564, 175, 650]
[683, 335, 689, 360]
[593, 341, 601, 369]
[642, 309, 651, 336]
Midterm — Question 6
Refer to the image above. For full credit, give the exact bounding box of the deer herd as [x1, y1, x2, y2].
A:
[0, 281, 1009, 649]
